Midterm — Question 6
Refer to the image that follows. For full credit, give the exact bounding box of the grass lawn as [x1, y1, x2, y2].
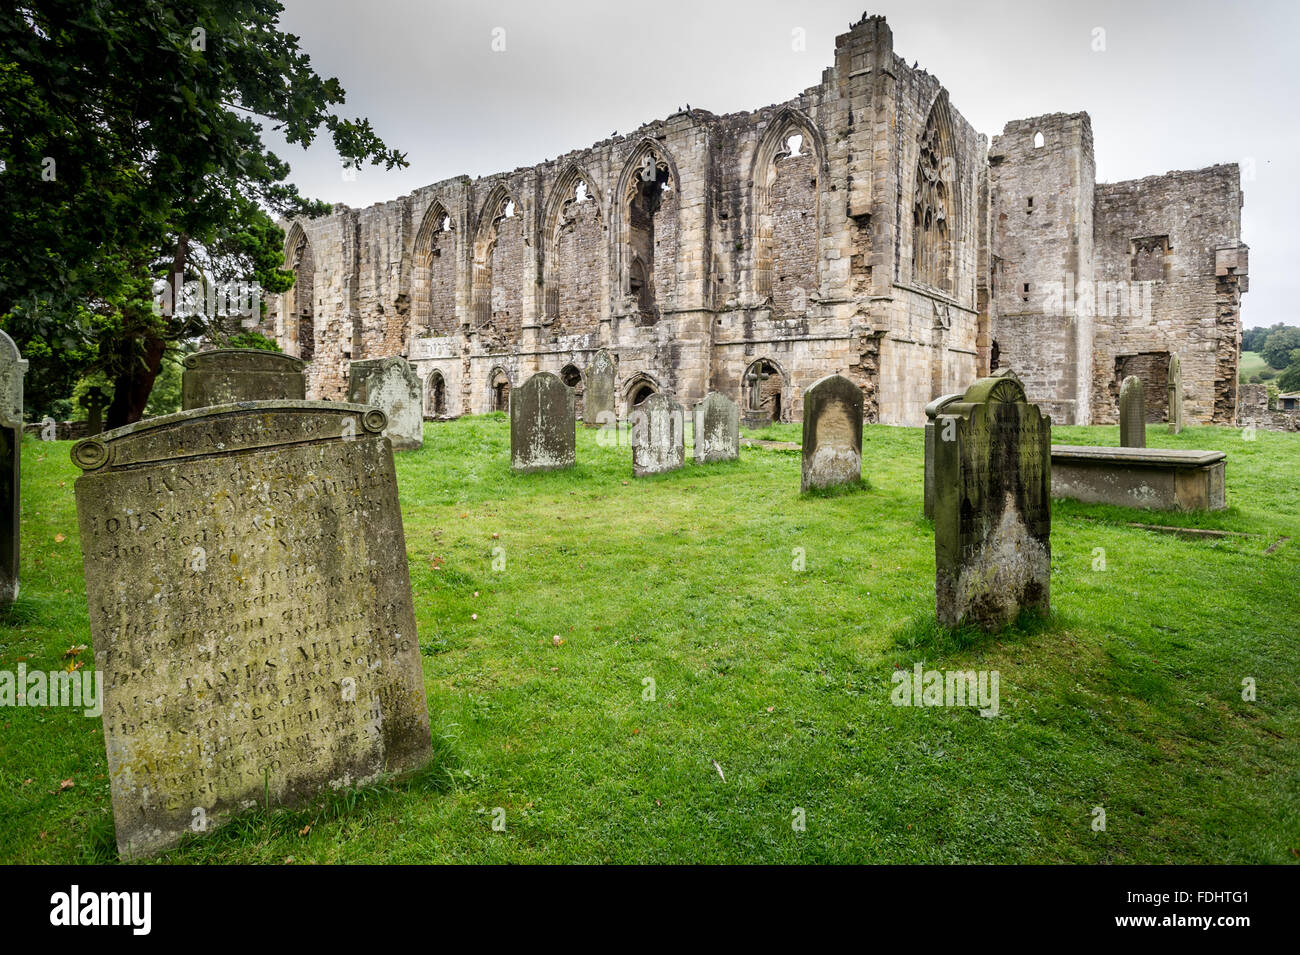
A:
[1240, 351, 1278, 382]
[2, 414, 1297, 863]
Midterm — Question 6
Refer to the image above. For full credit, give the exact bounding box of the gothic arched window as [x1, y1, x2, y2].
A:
[913, 106, 954, 293]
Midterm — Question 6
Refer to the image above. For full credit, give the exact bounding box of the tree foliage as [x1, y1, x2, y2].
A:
[0, 1, 406, 423]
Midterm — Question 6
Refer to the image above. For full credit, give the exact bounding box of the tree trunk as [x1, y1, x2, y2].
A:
[105, 332, 166, 430]
[105, 237, 186, 429]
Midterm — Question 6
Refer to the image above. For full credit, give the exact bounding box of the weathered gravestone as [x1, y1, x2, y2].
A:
[923, 392, 963, 519]
[693, 392, 739, 463]
[71, 401, 433, 859]
[511, 372, 575, 473]
[584, 349, 615, 428]
[631, 393, 685, 477]
[1119, 375, 1146, 448]
[181, 349, 307, 410]
[800, 374, 863, 492]
[80, 385, 111, 436]
[347, 356, 424, 451]
[933, 371, 1051, 630]
[0, 330, 27, 605]
[1167, 354, 1183, 435]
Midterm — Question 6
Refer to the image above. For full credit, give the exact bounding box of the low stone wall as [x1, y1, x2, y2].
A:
[22, 420, 92, 441]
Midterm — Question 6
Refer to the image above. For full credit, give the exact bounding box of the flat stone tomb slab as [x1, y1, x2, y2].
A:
[1050, 444, 1227, 510]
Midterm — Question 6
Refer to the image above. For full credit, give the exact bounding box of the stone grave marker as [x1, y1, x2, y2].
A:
[584, 349, 615, 428]
[923, 391, 963, 519]
[1167, 354, 1183, 435]
[71, 400, 433, 859]
[800, 374, 863, 492]
[933, 370, 1051, 630]
[0, 330, 27, 605]
[693, 392, 739, 463]
[80, 385, 111, 436]
[511, 371, 575, 473]
[630, 393, 685, 477]
[181, 349, 307, 410]
[347, 356, 424, 451]
[1119, 375, 1146, 448]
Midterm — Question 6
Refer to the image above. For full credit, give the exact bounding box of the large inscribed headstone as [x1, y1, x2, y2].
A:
[1119, 375, 1146, 448]
[71, 401, 433, 859]
[181, 349, 307, 410]
[630, 393, 685, 477]
[1167, 354, 1183, 435]
[693, 392, 740, 464]
[800, 374, 863, 492]
[584, 349, 615, 428]
[933, 371, 1051, 630]
[0, 330, 27, 605]
[347, 356, 424, 451]
[511, 372, 575, 473]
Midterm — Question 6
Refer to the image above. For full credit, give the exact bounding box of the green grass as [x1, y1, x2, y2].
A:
[2, 415, 1298, 864]
[1240, 351, 1278, 382]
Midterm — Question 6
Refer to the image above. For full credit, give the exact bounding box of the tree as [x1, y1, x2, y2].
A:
[1278, 350, 1300, 393]
[1261, 328, 1300, 372]
[0, 1, 407, 425]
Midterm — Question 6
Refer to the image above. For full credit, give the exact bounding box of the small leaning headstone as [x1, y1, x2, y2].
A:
[511, 371, 575, 473]
[923, 392, 963, 519]
[347, 356, 424, 451]
[1119, 375, 1146, 448]
[181, 348, 307, 410]
[693, 392, 739, 463]
[584, 349, 615, 428]
[71, 400, 433, 859]
[1167, 354, 1183, 435]
[0, 330, 27, 605]
[630, 393, 685, 477]
[800, 374, 863, 492]
[80, 385, 111, 437]
[933, 370, 1051, 630]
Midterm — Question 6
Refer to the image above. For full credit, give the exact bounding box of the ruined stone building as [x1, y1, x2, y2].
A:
[265, 14, 1248, 427]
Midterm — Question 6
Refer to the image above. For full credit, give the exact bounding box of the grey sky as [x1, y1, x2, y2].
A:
[267, 0, 1297, 329]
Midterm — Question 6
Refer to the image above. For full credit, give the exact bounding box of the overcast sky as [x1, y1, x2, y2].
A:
[267, 0, 1297, 329]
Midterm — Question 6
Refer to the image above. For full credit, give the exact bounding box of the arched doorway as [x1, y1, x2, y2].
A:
[428, 370, 447, 417]
[625, 374, 659, 409]
[489, 368, 510, 413]
[286, 226, 315, 360]
[742, 358, 785, 427]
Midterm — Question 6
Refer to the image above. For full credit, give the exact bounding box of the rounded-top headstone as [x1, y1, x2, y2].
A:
[511, 371, 576, 473]
[181, 348, 307, 410]
[1119, 375, 1146, 448]
[800, 374, 864, 492]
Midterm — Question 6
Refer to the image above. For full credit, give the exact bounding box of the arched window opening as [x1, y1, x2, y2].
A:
[912, 103, 956, 294]
[288, 229, 315, 361]
[626, 154, 673, 326]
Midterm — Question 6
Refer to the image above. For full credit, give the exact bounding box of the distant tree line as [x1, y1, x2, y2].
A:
[1242, 324, 1300, 392]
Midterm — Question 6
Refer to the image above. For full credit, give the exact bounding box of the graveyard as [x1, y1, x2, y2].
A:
[2, 412, 1297, 864]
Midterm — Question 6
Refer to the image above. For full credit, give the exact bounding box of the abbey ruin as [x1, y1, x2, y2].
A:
[265, 14, 1248, 427]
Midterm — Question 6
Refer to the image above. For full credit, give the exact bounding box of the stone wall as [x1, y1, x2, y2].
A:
[988, 112, 1095, 425]
[1093, 165, 1246, 425]
[265, 15, 1245, 428]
